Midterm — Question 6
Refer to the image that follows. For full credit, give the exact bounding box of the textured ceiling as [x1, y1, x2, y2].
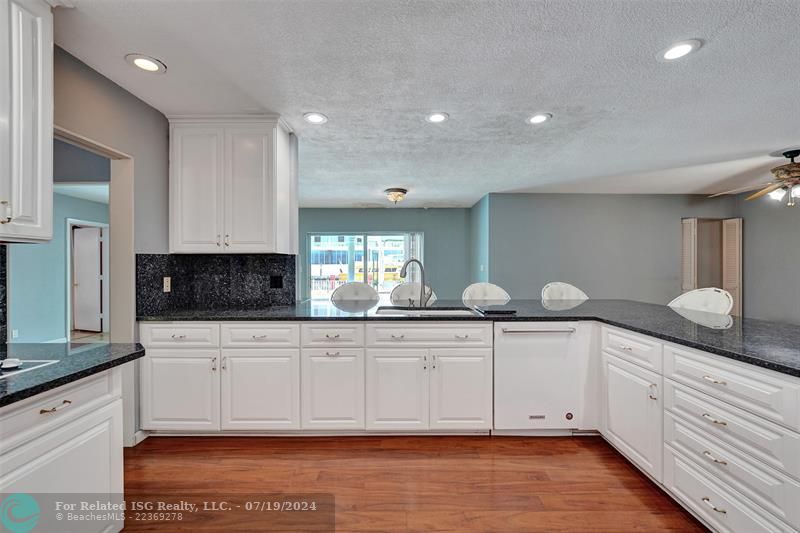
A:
[54, 0, 800, 207]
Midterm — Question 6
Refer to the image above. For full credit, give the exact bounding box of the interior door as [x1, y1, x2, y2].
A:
[73, 226, 102, 331]
[722, 218, 743, 315]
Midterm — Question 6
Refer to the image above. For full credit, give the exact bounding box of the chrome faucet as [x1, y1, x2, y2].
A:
[400, 258, 431, 307]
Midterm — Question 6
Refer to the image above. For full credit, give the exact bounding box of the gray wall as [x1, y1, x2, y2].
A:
[485, 193, 736, 304]
[298, 208, 471, 300]
[54, 138, 110, 182]
[469, 195, 489, 283]
[54, 47, 169, 253]
[734, 194, 800, 325]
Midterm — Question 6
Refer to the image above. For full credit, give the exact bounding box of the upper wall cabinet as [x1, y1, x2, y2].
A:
[169, 116, 298, 254]
[0, 0, 53, 242]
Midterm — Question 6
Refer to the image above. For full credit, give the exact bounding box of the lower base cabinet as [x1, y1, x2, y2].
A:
[302, 349, 365, 429]
[366, 349, 429, 430]
[430, 349, 492, 430]
[222, 349, 300, 430]
[602, 352, 663, 482]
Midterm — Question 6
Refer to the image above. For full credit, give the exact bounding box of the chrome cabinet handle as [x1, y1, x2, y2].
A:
[171, 334, 187, 339]
[0, 200, 12, 224]
[702, 413, 728, 426]
[216, 234, 221, 247]
[325, 351, 340, 357]
[423, 355, 427, 370]
[432, 354, 437, 369]
[211, 357, 217, 371]
[221, 357, 227, 370]
[502, 327, 575, 334]
[252, 334, 268, 340]
[618, 344, 633, 351]
[702, 375, 727, 386]
[224, 234, 230, 247]
[325, 333, 341, 340]
[390, 334, 405, 340]
[39, 399, 72, 414]
[648, 383, 658, 400]
[701, 497, 727, 514]
[703, 450, 728, 466]
[454, 334, 470, 340]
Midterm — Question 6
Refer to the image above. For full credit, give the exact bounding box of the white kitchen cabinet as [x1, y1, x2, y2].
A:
[0, 0, 53, 242]
[169, 117, 297, 254]
[140, 349, 221, 431]
[366, 349, 429, 430]
[494, 323, 587, 430]
[302, 348, 364, 429]
[602, 352, 663, 481]
[429, 348, 492, 430]
[221, 349, 300, 430]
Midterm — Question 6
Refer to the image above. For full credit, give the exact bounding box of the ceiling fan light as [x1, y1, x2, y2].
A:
[768, 188, 787, 201]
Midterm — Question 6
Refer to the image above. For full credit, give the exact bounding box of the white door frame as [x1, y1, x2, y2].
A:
[54, 125, 140, 446]
[66, 218, 109, 340]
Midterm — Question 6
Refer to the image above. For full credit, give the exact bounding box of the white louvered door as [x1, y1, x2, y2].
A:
[680, 218, 697, 293]
[722, 218, 743, 315]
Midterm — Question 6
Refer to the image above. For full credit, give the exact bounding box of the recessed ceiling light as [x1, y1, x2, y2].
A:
[125, 53, 167, 73]
[660, 39, 703, 61]
[426, 112, 449, 123]
[303, 112, 328, 125]
[527, 113, 552, 124]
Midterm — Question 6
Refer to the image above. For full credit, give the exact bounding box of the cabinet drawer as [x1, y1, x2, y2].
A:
[664, 447, 792, 533]
[601, 326, 663, 372]
[221, 323, 300, 348]
[664, 344, 800, 432]
[0, 370, 120, 455]
[664, 380, 800, 479]
[366, 322, 493, 347]
[140, 322, 220, 348]
[301, 323, 365, 347]
[666, 411, 800, 529]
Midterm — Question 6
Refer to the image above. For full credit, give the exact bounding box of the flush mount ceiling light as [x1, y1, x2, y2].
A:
[303, 112, 328, 125]
[425, 112, 449, 123]
[384, 188, 408, 204]
[125, 53, 167, 73]
[527, 113, 552, 125]
[659, 39, 703, 61]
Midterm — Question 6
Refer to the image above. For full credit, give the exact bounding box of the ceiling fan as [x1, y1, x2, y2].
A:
[710, 149, 800, 206]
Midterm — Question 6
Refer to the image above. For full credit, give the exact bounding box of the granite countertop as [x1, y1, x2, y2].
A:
[0, 343, 145, 408]
[138, 299, 800, 378]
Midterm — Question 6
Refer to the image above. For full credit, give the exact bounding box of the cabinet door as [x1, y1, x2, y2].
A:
[302, 349, 364, 429]
[224, 126, 274, 252]
[170, 126, 224, 252]
[430, 348, 492, 430]
[0, 0, 53, 241]
[0, 401, 123, 532]
[602, 352, 663, 481]
[366, 349, 429, 430]
[221, 349, 300, 430]
[140, 349, 220, 431]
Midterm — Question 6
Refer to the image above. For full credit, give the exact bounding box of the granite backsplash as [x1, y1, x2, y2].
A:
[136, 253, 296, 317]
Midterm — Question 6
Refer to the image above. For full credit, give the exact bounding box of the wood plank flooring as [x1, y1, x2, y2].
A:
[124, 436, 705, 532]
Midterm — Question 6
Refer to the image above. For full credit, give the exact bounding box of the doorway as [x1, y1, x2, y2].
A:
[67, 219, 110, 343]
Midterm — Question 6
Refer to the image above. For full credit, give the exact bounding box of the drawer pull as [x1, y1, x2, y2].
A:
[252, 334, 268, 340]
[648, 383, 658, 400]
[390, 334, 405, 340]
[702, 375, 727, 386]
[618, 344, 633, 351]
[502, 327, 575, 334]
[171, 334, 187, 339]
[325, 333, 341, 340]
[701, 497, 727, 514]
[702, 450, 728, 466]
[454, 334, 470, 340]
[702, 413, 728, 426]
[39, 399, 72, 414]
[325, 351, 340, 357]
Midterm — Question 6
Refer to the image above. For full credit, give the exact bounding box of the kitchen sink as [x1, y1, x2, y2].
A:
[374, 306, 481, 317]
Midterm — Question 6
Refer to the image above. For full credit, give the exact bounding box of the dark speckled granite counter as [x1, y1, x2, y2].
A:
[0, 343, 145, 408]
[138, 299, 800, 378]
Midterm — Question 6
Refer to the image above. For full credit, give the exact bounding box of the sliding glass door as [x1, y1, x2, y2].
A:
[307, 232, 423, 301]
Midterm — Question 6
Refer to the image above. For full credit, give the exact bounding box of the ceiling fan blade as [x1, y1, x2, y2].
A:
[707, 183, 769, 198]
[745, 182, 783, 201]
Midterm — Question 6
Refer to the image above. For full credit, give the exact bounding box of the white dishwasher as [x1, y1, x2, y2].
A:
[494, 322, 587, 430]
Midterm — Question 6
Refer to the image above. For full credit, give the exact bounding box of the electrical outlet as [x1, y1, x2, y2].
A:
[163, 277, 172, 293]
[12, 329, 18, 339]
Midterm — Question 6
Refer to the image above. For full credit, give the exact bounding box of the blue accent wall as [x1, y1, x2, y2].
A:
[298, 208, 471, 300]
[8, 194, 108, 342]
[469, 195, 490, 283]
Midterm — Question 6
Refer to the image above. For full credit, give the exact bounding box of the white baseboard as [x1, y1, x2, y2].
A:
[126, 430, 149, 447]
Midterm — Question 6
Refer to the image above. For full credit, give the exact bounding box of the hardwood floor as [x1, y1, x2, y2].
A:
[124, 436, 705, 532]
